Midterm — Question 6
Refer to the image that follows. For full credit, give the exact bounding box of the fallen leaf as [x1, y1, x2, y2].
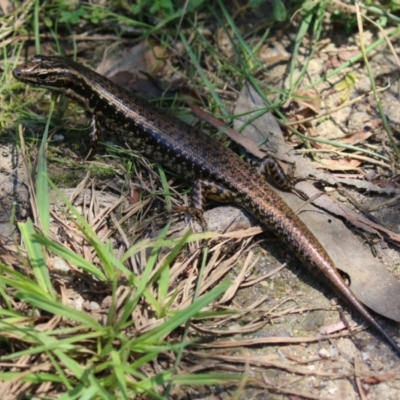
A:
[319, 320, 347, 335]
[313, 158, 361, 170]
[292, 89, 321, 115]
[363, 373, 398, 384]
[96, 41, 169, 77]
[189, 103, 266, 159]
[338, 129, 373, 146]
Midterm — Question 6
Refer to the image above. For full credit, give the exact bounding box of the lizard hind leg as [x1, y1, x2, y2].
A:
[173, 179, 238, 229]
[257, 156, 295, 191]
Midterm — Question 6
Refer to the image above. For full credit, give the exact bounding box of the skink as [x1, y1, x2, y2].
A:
[13, 55, 400, 356]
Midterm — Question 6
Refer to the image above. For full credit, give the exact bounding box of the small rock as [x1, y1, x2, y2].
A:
[53, 256, 71, 272]
[355, 76, 371, 93]
[89, 301, 100, 311]
[74, 296, 84, 311]
[318, 347, 330, 359]
[53, 133, 65, 142]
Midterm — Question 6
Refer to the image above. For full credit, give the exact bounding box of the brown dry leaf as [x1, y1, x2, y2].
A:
[314, 158, 361, 170]
[292, 89, 321, 115]
[283, 89, 321, 138]
[306, 125, 320, 137]
[94, 41, 181, 100]
[308, 125, 375, 152]
[128, 187, 141, 205]
[319, 320, 347, 335]
[258, 42, 291, 67]
[363, 373, 398, 384]
[96, 41, 168, 77]
[189, 103, 266, 158]
[338, 129, 373, 146]
[143, 45, 168, 75]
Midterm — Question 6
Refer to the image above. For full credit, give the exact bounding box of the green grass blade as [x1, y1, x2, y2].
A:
[18, 220, 55, 297]
[86, 373, 114, 399]
[36, 96, 55, 235]
[58, 384, 96, 400]
[54, 350, 85, 380]
[157, 164, 171, 211]
[115, 223, 172, 328]
[273, 0, 287, 21]
[19, 293, 102, 330]
[46, 179, 130, 280]
[173, 372, 242, 385]
[0, 329, 106, 360]
[32, 233, 107, 281]
[110, 351, 129, 400]
[179, 31, 227, 116]
[288, 6, 314, 91]
[46, 350, 72, 390]
[155, 230, 192, 317]
[127, 281, 230, 347]
[33, 0, 41, 54]
[0, 263, 52, 300]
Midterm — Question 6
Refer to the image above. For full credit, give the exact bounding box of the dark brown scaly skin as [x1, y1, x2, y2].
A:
[13, 55, 400, 356]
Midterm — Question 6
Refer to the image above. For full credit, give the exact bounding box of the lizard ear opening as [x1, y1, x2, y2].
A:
[12, 69, 22, 78]
[37, 74, 48, 81]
